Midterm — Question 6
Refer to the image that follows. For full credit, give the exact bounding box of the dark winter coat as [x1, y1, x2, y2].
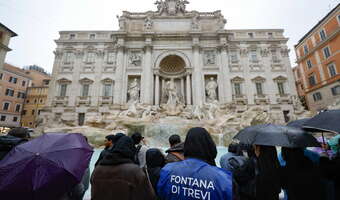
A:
[281, 148, 325, 200]
[59, 167, 90, 200]
[165, 142, 184, 164]
[91, 136, 156, 200]
[146, 148, 165, 193]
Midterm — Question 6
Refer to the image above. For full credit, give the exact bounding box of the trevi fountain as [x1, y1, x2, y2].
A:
[35, 0, 340, 147]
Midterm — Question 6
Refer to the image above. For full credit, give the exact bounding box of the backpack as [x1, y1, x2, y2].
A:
[134, 144, 142, 165]
[0, 135, 26, 161]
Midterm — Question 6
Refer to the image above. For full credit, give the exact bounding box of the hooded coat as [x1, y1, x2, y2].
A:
[157, 127, 232, 200]
[165, 142, 184, 164]
[0, 135, 27, 160]
[91, 136, 156, 200]
[146, 148, 166, 193]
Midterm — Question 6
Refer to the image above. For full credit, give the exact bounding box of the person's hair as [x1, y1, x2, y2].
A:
[184, 127, 217, 166]
[7, 127, 30, 139]
[228, 143, 242, 155]
[169, 134, 181, 146]
[338, 138, 340, 146]
[105, 135, 116, 142]
[131, 132, 143, 145]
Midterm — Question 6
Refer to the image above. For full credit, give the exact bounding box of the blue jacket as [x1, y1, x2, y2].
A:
[157, 158, 232, 200]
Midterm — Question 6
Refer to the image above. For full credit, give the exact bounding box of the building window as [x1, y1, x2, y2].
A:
[13, 117, 18, 122]
[234, 83, 242, 96]
[103, 84, 112, 97]
[64, 52, 73, 64]
[331, 86, 340, 96]
[81, 84, 90, 97]
[268, 32, 273, 38]
[309, 75, 317, 87]
[306, 60, 313, 69]
[22, 110, 27, 115]
[38, 110, 41, 115]
[271, 49, 279, 62]
[69, 34, 75, 39]
[107, 52, 116, 64]
[3, 102, 10, 111]
[60, 84, 67, 97]
[230, 51, 238, 63]
[22, 81, 26, 87]
[328, 63, 337, 77]
[323, 47, 331, 59]
[250, 50, 258, 62]
[32, 110, 35, 115]
[277, 82, 285, 95]
[255, 82, 264, 95]
[303, 45, 309, 54]
[0, 116, 6, 121]
[40, 99, 43, 103]
[248, 32, 254, 38]
[5, 89, 14, 96]
[89, 34, 96, 39]
[86, 52, 96, 63]
[15, 104, 21, 112]
[320, 30, 326, 41]
[78, 113, 85, 126]
[9, 77, 17, 84]
[313, 92, 322, 102]
[0, 73, 3, 80]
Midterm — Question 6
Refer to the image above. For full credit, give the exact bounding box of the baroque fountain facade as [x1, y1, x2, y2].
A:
[38, 0, 314, 146]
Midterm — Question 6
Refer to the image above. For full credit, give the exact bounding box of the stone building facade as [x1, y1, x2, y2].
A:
[0, 23, 17, 71]
[44, 0, 298, 126]
[21, 65, 51, 128]
[294, 4, 340, 111]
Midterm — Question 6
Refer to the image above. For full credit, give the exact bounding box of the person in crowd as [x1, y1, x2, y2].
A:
[94, 134, 115, 166]
[91, 136, 156, 200]
[0, 127, 30, 160]
[165, 134, 184, 164]
[157, 127, 233, 200]
[320, 138, 340, 200]
[146, 148, 166, 193]
[312, 137, 334, 158]
[253, 145, 281, 200]
[281, 147, 325, 200]
[131, 132, 148, 168]
[220, 143, 246, 172]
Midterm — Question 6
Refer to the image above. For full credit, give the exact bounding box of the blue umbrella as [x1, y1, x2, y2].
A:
[0, 133, 93, 200]
[287, 118, 311, 129]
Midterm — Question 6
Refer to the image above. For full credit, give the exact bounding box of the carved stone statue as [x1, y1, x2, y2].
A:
[128, 78, 140, 103]
[205, 51, 216, 65]
[206, 77, 218, 102]
[165, 80, 179, 106]
[191, 14, 200, 30]
[204, 101, 219, 120]
[292, 95, 305, 113]
[192, 105, 204, 121]
[129, 52, 142, 66]
[155, 0, 167, 14]
[176, 0, 189, 13]
[144, 15, 153, 30]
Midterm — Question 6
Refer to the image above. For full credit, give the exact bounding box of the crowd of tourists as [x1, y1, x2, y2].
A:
[0, 116, 340, 200]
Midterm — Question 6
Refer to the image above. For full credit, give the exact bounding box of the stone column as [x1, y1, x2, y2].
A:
[155, 74, 160, 105]
[192, 37, 203, 106]
[219, 42, 232, 103]
[114, 44, 125, 104]
[141, 37, 153, 105]
[186, 74, 192, 105]
[181, 78, 185, 101]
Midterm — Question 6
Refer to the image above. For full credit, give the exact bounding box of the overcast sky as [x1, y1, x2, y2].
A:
[1, 0, 339, 73]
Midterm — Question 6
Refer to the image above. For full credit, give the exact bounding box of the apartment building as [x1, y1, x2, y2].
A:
[294, 4, 340, 111]
[0, 63, 31, 128]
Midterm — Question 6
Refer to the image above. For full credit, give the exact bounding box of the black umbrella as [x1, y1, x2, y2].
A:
[234, 124, 320, 147]
[287, 118, 311, 129]
[303, 110, 340, 134]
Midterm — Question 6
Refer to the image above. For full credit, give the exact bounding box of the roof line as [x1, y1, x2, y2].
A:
[0, 23, 18, 37]
[295, 3, 340, 47]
